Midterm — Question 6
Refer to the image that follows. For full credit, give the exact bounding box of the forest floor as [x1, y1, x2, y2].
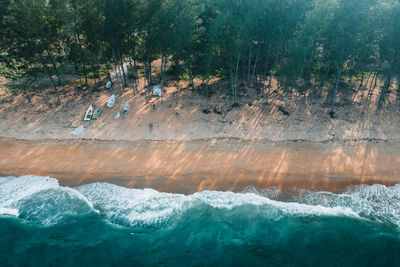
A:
[0, 70, 400, 142]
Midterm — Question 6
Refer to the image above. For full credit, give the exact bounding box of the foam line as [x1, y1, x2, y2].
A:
[1, 175, 399, 228]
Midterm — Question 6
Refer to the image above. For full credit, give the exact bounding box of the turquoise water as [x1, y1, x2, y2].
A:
[1, 176, 400, 266]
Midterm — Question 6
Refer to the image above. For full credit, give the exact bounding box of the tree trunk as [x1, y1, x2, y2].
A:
[120, 60, 127, 87]
[358, 72, 365, 90]
[246, 48, 252, 95]
[266, 48, 280, 104]
[319, 66, 331, 97]
[46, 50, 62, 86]
[371, 61, 382, 90]
[144, 62, 148, 101]
[285, 88, 289, 112]
[38, 53, 60, 104]
[311, 66, 321, 104]
[188, 56, 195, 91]
[129, 54, 135, 96]
[148, 61, 152, 86]
[247, 48, 252, 83]
[133, 59, 139, 91]
[295, 65, 304, 103]
[234, 51, 241, 104]
[91, 56, 97, 88]
[378, 74, 392, 109]
[261, 56, 269, 98]
[160, 53, 167, 103]
[230, 67, 234, 98]
[331, 66, 343, 112]
[24, 92, 32, 103]
[74, 22, 88, 86]
[34, 76, 49, 106]
[251, 45, 261, 97]
[160, 53, 166, 88]
[145, 50, 152, 87]
[204, 78, 210, 111]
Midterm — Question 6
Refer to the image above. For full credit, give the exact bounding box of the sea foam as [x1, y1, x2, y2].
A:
[0, 208, 19, 217]
[0, 175, 398, 228]
[0, 176, 95, 226]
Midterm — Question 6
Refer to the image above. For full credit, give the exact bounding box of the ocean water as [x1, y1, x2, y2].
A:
[1, 176, 400, 266]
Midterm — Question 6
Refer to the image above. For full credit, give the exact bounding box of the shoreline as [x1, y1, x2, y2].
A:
[1, 137, 399, 194]
[2, 135, 400, 145]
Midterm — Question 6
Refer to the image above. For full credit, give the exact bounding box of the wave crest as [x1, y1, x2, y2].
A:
[1, 175, 398, 228]
[77, 183, 188, 227]
[249, 184, 400, 226]
[0, 176, 95, 226]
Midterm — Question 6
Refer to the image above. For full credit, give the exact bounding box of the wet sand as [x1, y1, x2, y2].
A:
[0, 138, 399, 194]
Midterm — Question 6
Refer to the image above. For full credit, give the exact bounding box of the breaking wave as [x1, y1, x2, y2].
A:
[2, 175, 400, 266]
[1, 175, 399, 228]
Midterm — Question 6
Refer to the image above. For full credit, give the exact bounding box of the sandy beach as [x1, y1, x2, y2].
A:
[1, 71, 400, 143]
[1, 73, 400, 193]
[1, 137, 399, 194]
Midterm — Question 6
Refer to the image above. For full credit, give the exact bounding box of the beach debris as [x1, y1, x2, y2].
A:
[152, 86, 162, 97]
[71, 126, 85, 136]
[278, 106, 290, 116]
[84, 105, 93, 121]
[119, 97, 125, 107]
[213, 107, 222, 115]
[114, 112, 121, 120]
[123, 104, 130, 115]
[232, 103, 241, 108]
[93, 107, 101, 120]
[106, 81, 113, 89]
[107, 94, 116, 109]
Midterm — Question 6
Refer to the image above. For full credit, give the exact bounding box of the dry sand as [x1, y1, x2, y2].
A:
[1, 72, 400, 142]
[1, 138, 399, 194]
[1, 73, 400, 193]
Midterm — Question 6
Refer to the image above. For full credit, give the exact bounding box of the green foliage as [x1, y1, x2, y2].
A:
[0, 0, 399, 107]
[126, 65, 139, 79]
[86, 66, 109, 79]
[4, 76, 37, 95]
[0, 63, 15, 79]
[166, 63, 190, 80]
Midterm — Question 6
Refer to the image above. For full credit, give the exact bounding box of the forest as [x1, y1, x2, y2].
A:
[0, 0, 399, 114]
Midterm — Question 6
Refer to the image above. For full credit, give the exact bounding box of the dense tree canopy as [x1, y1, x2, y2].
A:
[0, 0, 399, 111]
